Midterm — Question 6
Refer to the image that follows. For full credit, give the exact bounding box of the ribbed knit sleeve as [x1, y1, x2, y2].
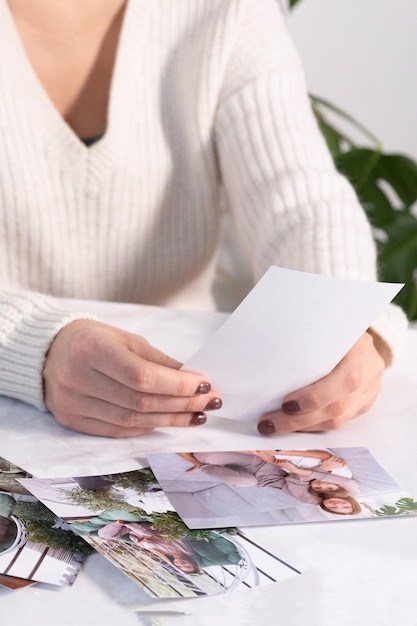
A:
[214, 0, 408, 362]
[0, 290, 95, 410]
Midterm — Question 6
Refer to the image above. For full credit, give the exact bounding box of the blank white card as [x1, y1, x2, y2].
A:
[184, 266, 402, 421]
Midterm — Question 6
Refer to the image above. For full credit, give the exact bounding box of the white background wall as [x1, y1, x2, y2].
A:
[285, 0, 417, 160]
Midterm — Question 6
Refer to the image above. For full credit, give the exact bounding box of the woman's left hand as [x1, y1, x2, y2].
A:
[257, 331, 386, 435]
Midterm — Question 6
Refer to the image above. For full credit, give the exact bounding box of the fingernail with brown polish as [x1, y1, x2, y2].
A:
[196, 382, 211, 394]
[191, 412, 207, 425]
[282, 400, 301, 414]
[257, 420, 276, 435]
[205, 398, 223, 411]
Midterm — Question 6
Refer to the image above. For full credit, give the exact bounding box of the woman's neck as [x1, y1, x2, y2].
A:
[6, 0, 127, 37]
[6, 0, 128, 138]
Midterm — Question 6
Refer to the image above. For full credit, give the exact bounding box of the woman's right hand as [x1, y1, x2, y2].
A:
[43, 320, 222, 437]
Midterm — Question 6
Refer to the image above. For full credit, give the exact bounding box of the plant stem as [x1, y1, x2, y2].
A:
[310, 94, 383, 151]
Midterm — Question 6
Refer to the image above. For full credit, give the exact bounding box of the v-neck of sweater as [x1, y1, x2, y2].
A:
[0, 0, 148, 186]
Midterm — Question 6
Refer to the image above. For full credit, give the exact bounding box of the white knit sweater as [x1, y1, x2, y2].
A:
[0, 0, 407, 410]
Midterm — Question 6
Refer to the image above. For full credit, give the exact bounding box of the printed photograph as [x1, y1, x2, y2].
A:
[0, 457, 90, 587]
[147, 447, 417, 528]
[19, 469, 300, 598]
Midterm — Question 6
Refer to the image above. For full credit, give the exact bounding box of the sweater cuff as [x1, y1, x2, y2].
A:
[368, 303, 409, 367]
[0, 290, 96, 410]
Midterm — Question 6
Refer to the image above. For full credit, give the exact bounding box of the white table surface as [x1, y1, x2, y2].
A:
[1, 299, 417, 626]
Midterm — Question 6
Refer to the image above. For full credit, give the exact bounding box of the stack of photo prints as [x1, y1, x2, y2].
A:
[1, 447, 416, 598]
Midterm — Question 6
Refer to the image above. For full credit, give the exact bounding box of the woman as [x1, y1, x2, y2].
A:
[0, 0, 407, 438]
[320, 496, 362, 516]
[251, 449, 353, 477]
[155, 532, 242, 573]
[251, 448, 360, 499]
[178, 450, 360, 504]
[165, 555, 202, 574]
[98, 520, 241, 574]
[97, 520, 196, 559]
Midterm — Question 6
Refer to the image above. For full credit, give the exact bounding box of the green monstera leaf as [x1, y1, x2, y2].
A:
[374, 498, 417, 517]
[377, 214, 417, 320]
[395, 497, 417, 512]
[333, 149, 417, 319]
[311, 96, 417, 320]
[287, 2, 417, 319]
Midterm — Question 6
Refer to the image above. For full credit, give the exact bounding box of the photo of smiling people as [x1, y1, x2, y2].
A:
[147, 447, 417, 529]
[179, 448, 360, 503]
[18, 469, 300, 598]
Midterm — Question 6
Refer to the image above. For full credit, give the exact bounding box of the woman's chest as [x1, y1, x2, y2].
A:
[6, 0, 127, 137]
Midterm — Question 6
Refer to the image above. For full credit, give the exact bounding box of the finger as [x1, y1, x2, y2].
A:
[297, 412, 354, 432]
[68, 324, 212, 397]
[66, 393, 221, 426]
[55, 400, 207, 437]
[61, 368, 222, 415]
[54, 409, 208, 438]
[257, 409, 340, 435]
[281, 333, 384, 416]
[299, 401, 372, 432]
[282, 364, 363, 417]
[125, 333, 183, 370]
[90, 343, 212, 397]
[55, 413, 156, 438]
[82, 324, 184, 371]
[258, 392, 371, 435]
